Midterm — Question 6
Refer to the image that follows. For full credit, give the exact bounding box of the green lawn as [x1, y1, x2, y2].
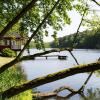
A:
[0, 57, 32, 100]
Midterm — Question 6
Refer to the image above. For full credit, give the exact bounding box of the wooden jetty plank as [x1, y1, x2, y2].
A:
[39, 55, 60, 57]
[37, 55, 68, 60]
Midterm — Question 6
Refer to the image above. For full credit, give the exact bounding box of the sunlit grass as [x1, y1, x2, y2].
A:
[0, 57, 14, 66]
[0, 57, 32, 100]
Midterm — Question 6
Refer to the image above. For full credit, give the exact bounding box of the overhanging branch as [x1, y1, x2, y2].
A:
[20, 48, 72, 61]
[91, 0, 100, 6]
[0, 48, 71, 74]
[2, 61, 100, 98]
[16, 0, 61, 59]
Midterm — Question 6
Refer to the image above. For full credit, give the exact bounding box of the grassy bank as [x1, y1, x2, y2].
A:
[0, 57, 32, 100]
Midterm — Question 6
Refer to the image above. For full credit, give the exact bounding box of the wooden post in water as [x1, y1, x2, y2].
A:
[58, 56, 67, 60]
[46, 56, 47, 59]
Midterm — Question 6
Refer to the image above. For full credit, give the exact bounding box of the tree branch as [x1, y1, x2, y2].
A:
[32, 85, 77, 99]
[0, 0, 61, 74]
[72, 9, 86, 48]
[2, 61, 100, 98]
[68, 7, 86, 65]
[69, 51, 79, 65]
[78, 71, 93, 92]
[20, 48, 71, 61]
[0, 48, 71, 74]
[91, 0, 100, 6]
[0, 0, 38, 37]
[16, 0, 61, 59]
[54, 86, 77, 93]
[69, 5, 93, 93]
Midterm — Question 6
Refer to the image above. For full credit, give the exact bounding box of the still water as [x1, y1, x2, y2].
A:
[21, 49, 100, 100]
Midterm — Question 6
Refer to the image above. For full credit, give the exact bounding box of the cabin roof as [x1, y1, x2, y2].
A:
[0, 32, 28, 39]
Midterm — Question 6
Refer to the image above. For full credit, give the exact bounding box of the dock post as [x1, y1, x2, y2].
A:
[46, 56, 47, 59]
[58, 56, 67, 60]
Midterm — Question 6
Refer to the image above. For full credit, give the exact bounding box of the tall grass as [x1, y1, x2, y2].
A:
[0, 64, 32, 100]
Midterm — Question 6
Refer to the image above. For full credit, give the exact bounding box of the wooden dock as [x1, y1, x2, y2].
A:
[38, 55, 67, 60]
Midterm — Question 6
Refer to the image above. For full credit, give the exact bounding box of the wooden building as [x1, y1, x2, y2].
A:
[0, 33, 28, 51]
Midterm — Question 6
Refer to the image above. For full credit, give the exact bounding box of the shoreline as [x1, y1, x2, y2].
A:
[0, 57, 32, 100]
[0, 57, 14, 66]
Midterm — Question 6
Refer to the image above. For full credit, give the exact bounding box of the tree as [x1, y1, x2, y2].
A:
[0, 0, 100, 99]
[0, 0, 75, 49]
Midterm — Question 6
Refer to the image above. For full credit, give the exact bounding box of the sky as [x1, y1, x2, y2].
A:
[43, 0, 100, 42]
[43, 10, 85, 42]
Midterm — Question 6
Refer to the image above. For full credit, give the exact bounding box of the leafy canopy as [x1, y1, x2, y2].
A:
[0, 0, 88, 49]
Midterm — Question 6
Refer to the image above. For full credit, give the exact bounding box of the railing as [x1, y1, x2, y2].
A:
[0, 45, 10, 50]
[11, 45, 21, 51]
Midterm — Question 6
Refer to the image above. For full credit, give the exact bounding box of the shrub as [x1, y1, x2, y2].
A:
[1, 48, 16, 57]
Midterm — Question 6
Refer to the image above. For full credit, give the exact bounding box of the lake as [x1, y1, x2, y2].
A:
[21, 49, 100, 100]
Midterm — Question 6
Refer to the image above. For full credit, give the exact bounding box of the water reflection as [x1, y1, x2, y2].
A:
[21, 49, 100, 99]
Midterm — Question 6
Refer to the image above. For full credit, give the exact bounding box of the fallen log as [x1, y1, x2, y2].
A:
[32, 86, 77, 99]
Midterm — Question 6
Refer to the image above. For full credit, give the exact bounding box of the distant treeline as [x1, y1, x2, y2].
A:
[50, 29, 100, 49]
[29, 41, 50, 48]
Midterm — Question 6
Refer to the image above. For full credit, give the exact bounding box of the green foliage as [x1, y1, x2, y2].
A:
[0, 0, 93, 50]
[74, 3, 88, 15]
[1, 48, 16, 57]
[50, 28, 100, 49]
[44, 42, 50, 48]
[0, 0, 80, 49]
[0, 65, 32, 100]
[81, 88, 100, 100]
[83, 14, 100, 30]
[51, 31, 59, 46]
[29, 41, 50, 48]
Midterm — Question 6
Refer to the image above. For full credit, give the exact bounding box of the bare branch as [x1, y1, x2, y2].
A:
[69, 5, 93, 93]
[54, 86, 77, 93]
[72, 9, 86, 48]
[32, 86, 77, 99]
[20, 48, 72, 61]
[68, 8, 87, 65]
[78, 71, 93, 92]
[91, 0, 100, 6]
[69, 51, 79, 65]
